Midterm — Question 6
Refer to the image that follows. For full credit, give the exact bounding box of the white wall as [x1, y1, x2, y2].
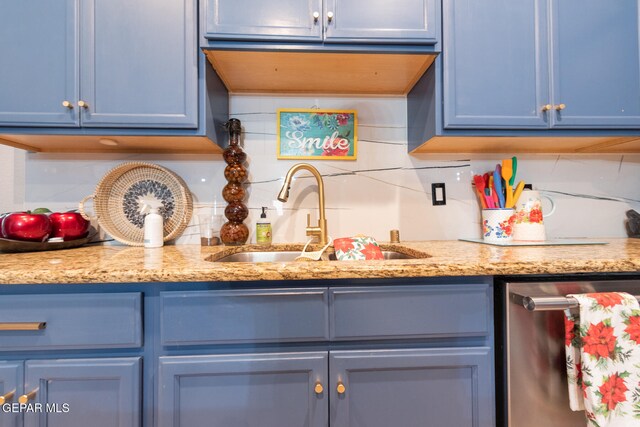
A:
[1, 94, 638, 244]
[0, 145, 25, 213]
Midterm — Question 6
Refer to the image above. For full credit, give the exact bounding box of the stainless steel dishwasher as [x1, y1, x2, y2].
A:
[499, 278, 640, 427]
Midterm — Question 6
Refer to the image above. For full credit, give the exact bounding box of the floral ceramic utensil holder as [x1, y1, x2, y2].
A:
[482, 209, 515, 244]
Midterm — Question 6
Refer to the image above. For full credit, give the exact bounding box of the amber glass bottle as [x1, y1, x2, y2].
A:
[220, 119, 249, 245]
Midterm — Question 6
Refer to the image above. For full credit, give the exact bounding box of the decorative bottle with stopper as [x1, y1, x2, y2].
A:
[220, 118, 249, 245]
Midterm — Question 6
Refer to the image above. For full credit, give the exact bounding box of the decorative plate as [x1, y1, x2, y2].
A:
[80, 162, 193, 246]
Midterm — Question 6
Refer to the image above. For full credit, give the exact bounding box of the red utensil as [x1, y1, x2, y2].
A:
[473, 175, 490, 209]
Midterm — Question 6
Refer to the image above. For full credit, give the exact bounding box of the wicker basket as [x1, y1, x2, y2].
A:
[79, 162, 193, 246]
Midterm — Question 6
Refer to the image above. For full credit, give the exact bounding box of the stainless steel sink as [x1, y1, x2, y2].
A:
[214, 251, 305, 263]
[213, 250, 415, 263]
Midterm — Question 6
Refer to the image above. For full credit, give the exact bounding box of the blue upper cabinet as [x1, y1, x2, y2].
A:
[443, 0, 640, 130]
[443, 0, 548, 129]
[324, 0, 438, 44]
[80, 0, 197, 128]
[204, 0, 438, 45]
[0, 0, 198, 130]
[0, 0, 79, 127]
[204, 0, 323, 41]
[549, 0, 640, 128]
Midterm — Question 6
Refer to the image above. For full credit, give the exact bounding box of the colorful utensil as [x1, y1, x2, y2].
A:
[509, 156, 517, 186]
[489, 175, 499, 207]
[484, 188, 495, 208]
[473, 175, 488, 209]
[494, 165, 505, 208]
[512, 180, 525, 206]
[502, 159, 513, 208]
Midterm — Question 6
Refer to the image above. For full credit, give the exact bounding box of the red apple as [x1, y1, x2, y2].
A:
[49, 211, 90, 241]
[2, 212, 52, 242]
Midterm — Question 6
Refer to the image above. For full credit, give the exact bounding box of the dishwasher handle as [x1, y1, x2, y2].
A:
[510, 292, 640, 312]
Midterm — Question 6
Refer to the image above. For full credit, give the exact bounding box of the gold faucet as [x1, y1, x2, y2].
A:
[277, 163, 329, 245]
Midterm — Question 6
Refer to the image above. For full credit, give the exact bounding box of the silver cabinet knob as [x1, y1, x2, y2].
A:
[327, 11, 334, 23]
[313, 11, 320, 23]
[78, 100, 88, 109]
[62, 100, 74, 109]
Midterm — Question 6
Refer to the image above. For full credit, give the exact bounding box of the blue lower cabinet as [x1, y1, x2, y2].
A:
[330, 348, 495, 427]
[0, 362, 22, 427]
[22, 358, 141, 427]
[158, 352, 328, 427]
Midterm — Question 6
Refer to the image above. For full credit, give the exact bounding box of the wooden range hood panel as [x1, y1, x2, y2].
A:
[0, 134, 223, 154]
[410, 136, 640, 154]
[204, 50, 437, 95]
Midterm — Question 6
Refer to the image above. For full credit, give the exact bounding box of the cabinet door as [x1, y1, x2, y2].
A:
[158, 352, 328, 427]
[550, 0, 640, 128]
[324, 0, 437, 44]
[0, 0, 79, 127]
[443, 0, 549, 128]
[330, 348, 494, 427]
[0, 362, 22, 427]
[204, 0, 323, 41]
[79, 0, 197, 128]
[22, 358, 141, 427]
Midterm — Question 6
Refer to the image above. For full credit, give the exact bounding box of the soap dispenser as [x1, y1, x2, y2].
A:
[140, 201, 164, 248]
[256, 207, 272, 246]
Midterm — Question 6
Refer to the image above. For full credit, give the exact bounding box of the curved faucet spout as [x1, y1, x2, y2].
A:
[277, 163, 328, 245]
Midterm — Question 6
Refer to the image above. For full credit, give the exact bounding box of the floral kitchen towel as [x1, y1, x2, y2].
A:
[564, 292, 640, 426]
[333, 236, 383, 260]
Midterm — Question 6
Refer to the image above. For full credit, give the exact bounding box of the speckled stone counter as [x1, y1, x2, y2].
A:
[0, 239, 639, 284]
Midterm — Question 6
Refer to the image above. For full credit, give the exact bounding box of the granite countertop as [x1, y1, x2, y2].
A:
[0, 239, 639, 284]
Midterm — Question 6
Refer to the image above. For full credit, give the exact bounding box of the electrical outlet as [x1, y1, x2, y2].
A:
[432, 183, 446, 206]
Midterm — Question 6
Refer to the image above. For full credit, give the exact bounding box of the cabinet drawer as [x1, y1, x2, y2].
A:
[0, 293, 142, 351]
[160, 288, 329, 346]
[330, 284, 490, 340]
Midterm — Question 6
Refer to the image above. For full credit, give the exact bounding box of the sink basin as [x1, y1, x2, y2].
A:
[213, 250, 416, 263]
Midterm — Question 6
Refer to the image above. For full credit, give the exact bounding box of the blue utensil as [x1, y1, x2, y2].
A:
[494, 165, 505, 208]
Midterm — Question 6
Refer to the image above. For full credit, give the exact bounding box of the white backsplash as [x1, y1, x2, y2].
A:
[1, 94, 639, 244]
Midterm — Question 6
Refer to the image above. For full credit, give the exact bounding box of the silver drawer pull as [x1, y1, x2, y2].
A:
[0, 322, 46, 331]
[511, 292, 640, 312]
